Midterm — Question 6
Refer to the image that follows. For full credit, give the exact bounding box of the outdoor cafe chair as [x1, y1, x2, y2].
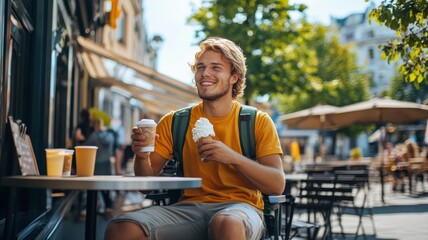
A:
[281, 194, 321, 240]
[408, 158, 427, 193]
[332, 169, 376, 239]
[267, 194, 306, 240]
[294, 172, 337, 240]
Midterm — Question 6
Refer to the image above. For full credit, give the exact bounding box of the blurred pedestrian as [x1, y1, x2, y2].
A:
[109, 119, 126, 176]
[290, 139, 301, 161]
[402, 139, 419, 161]
[391, 140, 418, 192]
[73, 109, 92, 146]
[290, 139, 302, 171]
[72, 109, 93, 220]
[85, 117, 116, 218]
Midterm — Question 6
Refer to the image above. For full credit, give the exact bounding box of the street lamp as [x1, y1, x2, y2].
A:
[151, 35, 164, 70]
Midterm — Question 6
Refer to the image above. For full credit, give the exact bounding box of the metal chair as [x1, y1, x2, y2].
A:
[282, 195, 295, 240]
[263, 195, 287, 240]
[333, 169, 376, 239]
[293, 172, 336, 240]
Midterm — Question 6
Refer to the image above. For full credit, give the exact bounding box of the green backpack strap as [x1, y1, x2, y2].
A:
[172, 106, 192, 177]
[239, 105, 257, 160]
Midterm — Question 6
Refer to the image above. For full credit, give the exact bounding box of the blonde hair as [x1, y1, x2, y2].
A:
[190, 37, 247, 99]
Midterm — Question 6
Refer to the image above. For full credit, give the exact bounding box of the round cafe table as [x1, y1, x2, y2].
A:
[1, 175, 202, 240]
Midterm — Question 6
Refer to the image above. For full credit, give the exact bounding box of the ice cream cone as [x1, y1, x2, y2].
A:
[192, 117, 215, 142]
[197, 135, 212, 143]
[192, 117, 215, 161]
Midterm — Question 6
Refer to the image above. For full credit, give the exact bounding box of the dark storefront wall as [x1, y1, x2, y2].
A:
[0, 0, 77, 238]
[1, 0, 52, 215]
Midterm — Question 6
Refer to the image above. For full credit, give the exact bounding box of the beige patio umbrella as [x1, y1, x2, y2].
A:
[330, 97, 428, 127]
[329, 97, 428, 203]
[278, 105, 342, 161]
[278, 104, 341, 130]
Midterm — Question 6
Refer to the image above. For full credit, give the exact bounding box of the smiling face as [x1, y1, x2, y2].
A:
[194, 50, 238, 102]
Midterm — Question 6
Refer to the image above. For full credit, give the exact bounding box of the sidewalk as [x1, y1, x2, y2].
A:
[368, 182, 428, 240]
[330, 181, 428, 240]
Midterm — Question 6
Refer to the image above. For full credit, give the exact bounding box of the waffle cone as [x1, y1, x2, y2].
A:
[198, 136, 212, 143]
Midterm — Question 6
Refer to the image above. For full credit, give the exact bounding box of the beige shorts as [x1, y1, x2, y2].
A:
[109, 202, 264, 240]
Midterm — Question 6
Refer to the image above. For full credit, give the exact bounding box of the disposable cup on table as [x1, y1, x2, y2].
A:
[62, 149, 74, 176]
[74, 146, 98, 177]
[45, 149, 66, 177]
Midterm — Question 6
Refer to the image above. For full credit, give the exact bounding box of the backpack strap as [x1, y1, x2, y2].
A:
[239, 105, 257, 160]
[172, 106, 192, 176]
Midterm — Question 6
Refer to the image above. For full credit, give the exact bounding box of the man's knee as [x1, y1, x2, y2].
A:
[104, 221, 146, 240]
[211, 212, 245, 227]
[210, 212, 246, 239]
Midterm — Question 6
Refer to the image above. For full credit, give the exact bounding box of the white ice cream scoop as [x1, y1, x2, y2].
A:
[192, 117, 215, 142]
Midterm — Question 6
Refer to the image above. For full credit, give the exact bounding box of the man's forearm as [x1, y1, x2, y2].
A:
[234, 154, 285, 195]
[133, 155, 155, 176]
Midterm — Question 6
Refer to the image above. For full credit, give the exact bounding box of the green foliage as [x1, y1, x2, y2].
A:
[368, 0, 428, 87]
[389, 73, 428, 103]
[274, 24, 372, 138]
[187, 0, 311, 100]
[187, 0, 372, 138]
[275, 24, 371, 114]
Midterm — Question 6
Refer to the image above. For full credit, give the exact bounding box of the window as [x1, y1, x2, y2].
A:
[368, 48, 374, 60]
[115, 11, 126, 44]
[345, 32, 354, 41]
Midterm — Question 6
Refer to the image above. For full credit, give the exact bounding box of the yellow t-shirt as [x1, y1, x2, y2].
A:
[154, 101, 283, 211]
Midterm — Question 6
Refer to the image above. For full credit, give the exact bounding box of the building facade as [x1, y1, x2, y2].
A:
[330, 2, 401, 97]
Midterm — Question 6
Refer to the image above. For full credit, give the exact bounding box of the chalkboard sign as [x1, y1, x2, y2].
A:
[8, 116, 39, 176]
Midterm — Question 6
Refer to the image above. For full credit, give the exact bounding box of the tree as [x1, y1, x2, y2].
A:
[275, 24, 371, 114]
[368, 0, 428, 87]
[187, 0, 312, 101]
[275, 23, 372, 139]
[389, 73, 428, 103]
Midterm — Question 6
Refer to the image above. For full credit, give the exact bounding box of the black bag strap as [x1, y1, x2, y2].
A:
[172, 106, 192, 177]
[239, 105, 257, 160]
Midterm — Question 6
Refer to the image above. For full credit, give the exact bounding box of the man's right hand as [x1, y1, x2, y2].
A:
[130, 127, 151, 160]
[131, 127, 166, 176]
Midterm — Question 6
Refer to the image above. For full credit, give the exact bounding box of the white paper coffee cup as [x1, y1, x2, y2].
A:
[74, 146, 98, 177]
[136, 119, 157, 152]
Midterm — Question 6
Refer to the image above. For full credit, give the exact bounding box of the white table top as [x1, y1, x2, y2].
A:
[1, 175, 202, 191]
[284, 173, 307, 181]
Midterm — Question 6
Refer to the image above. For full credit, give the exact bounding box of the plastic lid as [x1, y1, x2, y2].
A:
[74, 146, 98, 149]
[136, 119, 157, 127]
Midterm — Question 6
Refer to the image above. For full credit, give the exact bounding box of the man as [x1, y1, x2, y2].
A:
[105, 37, 285, 240]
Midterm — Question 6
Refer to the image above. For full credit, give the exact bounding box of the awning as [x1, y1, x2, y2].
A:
[77, 36, 199, 115]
